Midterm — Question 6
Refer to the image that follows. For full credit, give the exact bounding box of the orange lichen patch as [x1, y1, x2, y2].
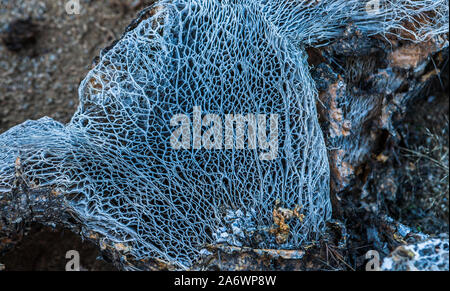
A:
[376, 153, 389, 163]
[14, 156, 21, 167]
[88, 232, 99, 240]
[270, 202, 304, 244]
[388, 42, 435, 69]
[330, 105, 343, 122]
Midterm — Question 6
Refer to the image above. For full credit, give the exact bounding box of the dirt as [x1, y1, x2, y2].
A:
[0, 1, 448, 271]
[0, 223, 116, 271]
[0, 0, 156, 271]
[0, 0, 154, 133]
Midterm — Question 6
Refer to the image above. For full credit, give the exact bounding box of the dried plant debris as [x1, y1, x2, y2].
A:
[1, 19, 39, 52]
[0, 0, 448, 270]
[269, 202, 305, 245]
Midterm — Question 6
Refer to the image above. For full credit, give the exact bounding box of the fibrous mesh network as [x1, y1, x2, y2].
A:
[0, 0, 448, 268]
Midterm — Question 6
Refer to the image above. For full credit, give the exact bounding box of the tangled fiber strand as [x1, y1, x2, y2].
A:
[0, 0, 448, 268]
[263, 0, 449, 46]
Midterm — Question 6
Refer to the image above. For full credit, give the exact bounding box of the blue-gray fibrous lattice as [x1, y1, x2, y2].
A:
[0, 0, 448, 268]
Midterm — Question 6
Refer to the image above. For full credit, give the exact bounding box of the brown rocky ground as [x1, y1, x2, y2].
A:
[0, 0, 155, 132]
[0, 0, 448, 271]
[0, 0, 157, 271]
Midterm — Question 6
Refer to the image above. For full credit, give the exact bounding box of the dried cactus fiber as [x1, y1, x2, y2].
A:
[0, 0, 448, 269]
